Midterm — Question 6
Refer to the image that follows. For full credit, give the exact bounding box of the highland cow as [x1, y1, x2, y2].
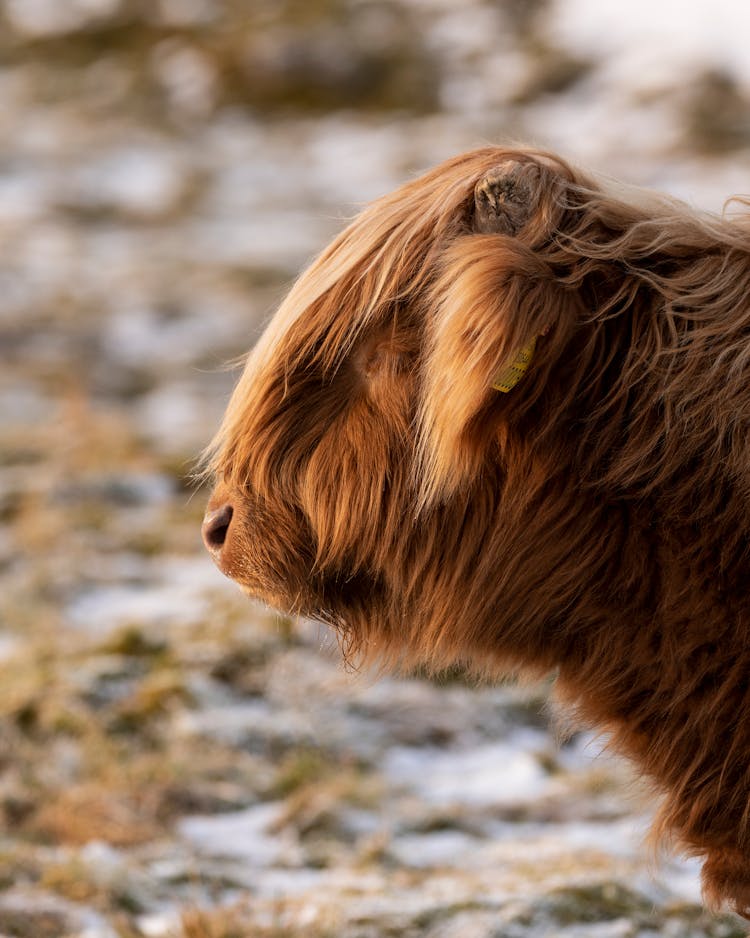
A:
[202, 147, 750, 916]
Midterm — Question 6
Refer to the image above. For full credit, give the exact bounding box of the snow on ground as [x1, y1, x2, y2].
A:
[2, 0, 749, 934]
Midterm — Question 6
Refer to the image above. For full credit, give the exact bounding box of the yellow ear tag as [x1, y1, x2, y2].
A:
[492, 336, 537, 393]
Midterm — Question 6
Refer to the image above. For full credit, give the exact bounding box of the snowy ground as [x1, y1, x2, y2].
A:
[2, 0, 750, 935]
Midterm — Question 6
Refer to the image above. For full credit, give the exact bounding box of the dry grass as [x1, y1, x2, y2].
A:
[178, 903, 340, 938]
[30, 783, 163, 848]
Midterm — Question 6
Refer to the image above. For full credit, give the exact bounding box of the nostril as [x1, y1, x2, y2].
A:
[202, 504, 234, 553]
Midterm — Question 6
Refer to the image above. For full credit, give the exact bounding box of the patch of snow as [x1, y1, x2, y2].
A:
[102, 301, 240, 369]
[178, 802, 303, 865]
[151, 42, 218, 118]
[0, 634, 22, 662]
[388, 829, 483, 868]
[65, 147, 190, 219]
[5, 0, 120, 37]
[136, 910, 181, 938]
[0, 169, 49, 223]
[66, 556, 229, 633]
[79, 841, 129, 884]
[0, 887, 120, 938]
[176, 700, 317, 749]
[136, 380, 230, 452]
[656, 854, 703, 904]
[67, 583, 207, 632]
[384, 739, 550, 807]
[558, 921, 633, 938]
[304, 118, 415, 205]
[183, 213, 334, 270]
[549, 0, 750, 89]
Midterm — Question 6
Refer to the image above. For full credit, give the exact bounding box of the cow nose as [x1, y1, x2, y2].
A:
[202, 503, 234, 555]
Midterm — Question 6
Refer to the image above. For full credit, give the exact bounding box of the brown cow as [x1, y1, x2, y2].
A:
[202, 147, 750, 916]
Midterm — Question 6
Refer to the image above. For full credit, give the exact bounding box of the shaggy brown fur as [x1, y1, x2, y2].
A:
[202, 147, 750, 916]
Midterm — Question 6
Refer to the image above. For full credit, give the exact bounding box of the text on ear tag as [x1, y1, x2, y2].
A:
[492, 336, 537, 393]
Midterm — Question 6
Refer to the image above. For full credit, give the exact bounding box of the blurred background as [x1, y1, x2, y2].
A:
[2, 1, 750, 936]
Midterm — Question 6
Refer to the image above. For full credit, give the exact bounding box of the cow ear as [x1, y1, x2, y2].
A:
[472, 157, 568, 243]
[473, 160, 540, 235]
[418, 235, 569, 504]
